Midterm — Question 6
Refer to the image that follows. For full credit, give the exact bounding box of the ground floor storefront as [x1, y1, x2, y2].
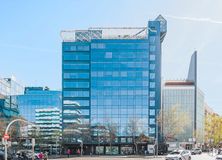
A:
[62, 143, 149, 155]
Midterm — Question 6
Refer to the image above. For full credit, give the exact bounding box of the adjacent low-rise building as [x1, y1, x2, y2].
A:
[17, 87, 62, 122]
[0, 77, 24, 118]
[163, 52, 205, 150]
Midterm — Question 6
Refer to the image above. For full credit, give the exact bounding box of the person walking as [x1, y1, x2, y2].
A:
[38, 152, 44, 160]
[77, 149, 80, 156]
[67, 149, 71, 158]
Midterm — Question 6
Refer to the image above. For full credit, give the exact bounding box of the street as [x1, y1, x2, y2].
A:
[51, 153, 216, 160]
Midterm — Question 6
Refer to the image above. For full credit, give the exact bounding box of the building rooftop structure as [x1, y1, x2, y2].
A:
[61, 15, 167, 42]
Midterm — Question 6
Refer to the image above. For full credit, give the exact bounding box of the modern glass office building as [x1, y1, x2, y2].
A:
[163, 82, 204, 143]
[163, 52, 205, 149]
[61, 15, 167, 151]
[17, 87, 62, 122]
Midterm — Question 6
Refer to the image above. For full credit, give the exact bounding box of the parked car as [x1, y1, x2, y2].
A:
[216, 152, 222, 160]
[16, 150, 36, 160]
[191, 148, 202, 155]
[165, 149, 191, 160]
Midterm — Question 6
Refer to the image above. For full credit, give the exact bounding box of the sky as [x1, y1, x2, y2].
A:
[0, 0, 222, 113]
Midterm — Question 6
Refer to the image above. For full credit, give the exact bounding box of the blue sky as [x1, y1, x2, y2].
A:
[1, 0, 222, 113]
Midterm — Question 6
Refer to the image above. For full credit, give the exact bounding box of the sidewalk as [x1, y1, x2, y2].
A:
[49, 155, 165, 160]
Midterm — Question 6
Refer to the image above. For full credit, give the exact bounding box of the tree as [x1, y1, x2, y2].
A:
[0, 116, 6, 138]
[158, 104, 191, 141]
[105, 122, 117, 154]
[126, 118, 146, 154]
[136, 133, 149, 144]
[205, 113, 222, 147]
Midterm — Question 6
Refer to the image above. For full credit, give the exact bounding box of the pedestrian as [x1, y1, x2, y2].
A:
[38, 152, 44, 160]
[144, 150, 147, 156]
[77, 149, 80, 155]
[67, 149, 71, 158]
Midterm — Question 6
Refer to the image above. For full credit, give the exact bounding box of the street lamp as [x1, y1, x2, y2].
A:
[3, 118, 34, 160]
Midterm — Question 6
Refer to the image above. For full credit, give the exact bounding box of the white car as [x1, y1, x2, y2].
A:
[216, 154, 222, 160]
[165, 150, 191, 160]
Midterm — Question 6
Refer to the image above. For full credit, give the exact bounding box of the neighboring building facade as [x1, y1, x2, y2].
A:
[17, 87, 62, 122]
[61, 15, 167, 152]
[0, 77, 24, 118]
[205, 103, 217, 117]
[163, 52, 205, 149]
[163, 81, 205, 144]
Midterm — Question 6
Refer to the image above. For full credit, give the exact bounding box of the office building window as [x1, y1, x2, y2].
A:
[63, 73, 89, 79]
[149, 128, 155, 134]
[150, 55, 156, 61]
[150, 100, 155, 106]
[91, 43, 105, 49]
[63, 82, 89, 88]
[63, 64, 89, 70]
[149, 109, 155, 116]
[150, 64, 155, 70]
[150, 45, 156, 52]
[105, 52, 112, 58]
[149, 36, 156, 43]
[150, 73, 155, 79]
[150, 91, 155, 98]
[63, 91, 89, 97]
[150, 82, 155, 88]
[149, 118, 155, 125]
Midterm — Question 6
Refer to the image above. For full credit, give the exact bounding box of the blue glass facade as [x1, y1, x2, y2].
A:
[17, 87, 62, 122]
[0, 96, 19, 118]
[91, 39, 150, 136]
[62, 42, 90, 134]
[62, 16, 167, 141]
[0, 77, 23, 118]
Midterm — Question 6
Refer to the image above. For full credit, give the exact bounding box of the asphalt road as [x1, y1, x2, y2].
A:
[191, 153, 216, 160]
[50, 153, 217, 160]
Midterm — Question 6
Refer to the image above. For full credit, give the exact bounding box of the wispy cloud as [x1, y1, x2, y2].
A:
[166, 15, 222, 24]
[0, 43, 59, 53]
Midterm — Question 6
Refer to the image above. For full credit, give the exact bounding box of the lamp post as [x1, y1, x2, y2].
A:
[4, 119, 34, 160]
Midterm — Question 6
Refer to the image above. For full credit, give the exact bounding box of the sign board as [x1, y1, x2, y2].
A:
[148, 145, 154, 154]
[4, 134, 9, 140]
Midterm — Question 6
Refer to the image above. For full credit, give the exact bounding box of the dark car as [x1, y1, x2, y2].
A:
[16, 150, 36, 160]
[191, 148, 202, 155]
[0, 150, 13, 160]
